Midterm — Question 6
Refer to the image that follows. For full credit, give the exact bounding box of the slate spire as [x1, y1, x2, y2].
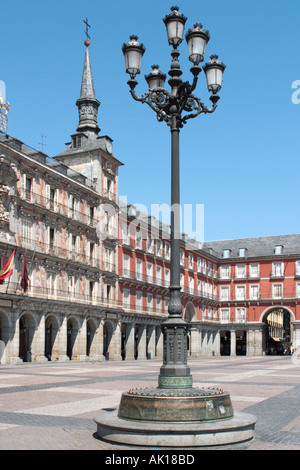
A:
[76, 39, 100, 134]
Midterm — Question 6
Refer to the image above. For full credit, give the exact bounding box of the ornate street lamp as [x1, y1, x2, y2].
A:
[122, 5, 226, 390]
[95, 7, 256, 447]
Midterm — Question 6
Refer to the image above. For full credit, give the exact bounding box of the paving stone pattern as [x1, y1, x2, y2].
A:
[0, 356, 300, 450]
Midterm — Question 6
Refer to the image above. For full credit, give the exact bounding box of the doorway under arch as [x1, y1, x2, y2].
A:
[19, 314, 35, 362]
[261, 307, 293, 355]
[45, 315, 59, 361]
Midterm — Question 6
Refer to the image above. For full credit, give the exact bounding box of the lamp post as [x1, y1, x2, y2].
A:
[95, 7, 256, 446]
[122, 6, 225, 390]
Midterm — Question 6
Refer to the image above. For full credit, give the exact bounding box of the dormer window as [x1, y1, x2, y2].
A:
[223, 249, 231, 259]
[72, 135, 82, 148]
[275, 245, 283, 255]
[238, 248, 246, 257]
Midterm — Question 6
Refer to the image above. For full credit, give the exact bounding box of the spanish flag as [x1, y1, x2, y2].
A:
[0, 249, 15, 283]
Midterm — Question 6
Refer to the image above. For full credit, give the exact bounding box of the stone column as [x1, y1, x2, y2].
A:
[247, 329, 255, 356]
[293, 322, 300, 355]
[125, 323, 135, 361]
[58, 316, 69, 362]
[155, 326, 163, 359]
[230, 330, 236, 357]
[137, 325, 147, 360]
[147, 325, 156, 360]
[9, 309, 23, 364]
[254, 328, 263, 356]
[201, 329, 208, 357]
[109, 320, 122, 361]
[78, 317, 88, 361]
[190, 326, 201, 357]
[212, 330, 220, 356]
[33, 313, 47, 363]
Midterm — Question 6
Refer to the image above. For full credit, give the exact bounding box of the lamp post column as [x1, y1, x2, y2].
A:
[158, 112, 191, 388]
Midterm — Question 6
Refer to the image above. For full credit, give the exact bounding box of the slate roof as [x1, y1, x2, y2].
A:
[203, 234, 300, 260]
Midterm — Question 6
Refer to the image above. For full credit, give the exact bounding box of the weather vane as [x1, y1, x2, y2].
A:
[83, 18, 91, 41]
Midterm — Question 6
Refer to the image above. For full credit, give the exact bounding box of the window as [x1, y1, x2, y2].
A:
[220, 265, 230, 279]
[156, 265, 162, 285]
[236, 285, 246, 300]
[165, 297, 170, 313]
[89, 281, 95, 300]
[249, 263, 260, 278]
[25, 176, 32, 201]
[49, 228, 55, 249]
[123, 288, 130, 307]
[90, 242, 95, 260]
[180, 273, 184, 288]
[296, 261, 300, 276]
[89, 206, 94, 223]
[272, 284, 282, 298]
[202, 305, 207, 318]
[220, 286, 230, 301]
[236, 264, 246, 278]
[223, 249, 231, 259]
[180, 249, 185, 266]
[236, 307, 246, 322]
[156, 295, 162, 311]
[202, 259, 207, 274]
[197, 257, 202, 272]
[72, 135, 82, 148]
[147, 293, 153, 309]
[21, 218, 32, 242]
[146, 262, 153, 282]
[50, 187, 56, 210]
[136, 229, 142, 249]
[296, 283, 300, 298]
[147, 236, 154, 253]
[136, 291, 143, 310]
[272, 262, 284, 277]
[122, 224, 129, 245]
[164, 242, 170, 260]
[188, 253, 194, 269]
[165, 268, 170, 287]
[238, 248, 246, 257]
[188, 276, 194, 293]
[250, 285, 259, 300]
[220, 308, 230, 322]
[136, 258, 143, 280]
[156, 240, 163, 257]
[123, 254, 130, 277]
[275, 245, 283, 255]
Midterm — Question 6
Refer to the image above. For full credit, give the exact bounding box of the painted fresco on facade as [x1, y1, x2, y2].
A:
[35, 265, 46, 294]
[35, 220, 46, 251]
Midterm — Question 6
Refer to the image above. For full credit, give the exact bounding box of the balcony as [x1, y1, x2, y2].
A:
[19, 190, 98, 228]
[0, 281, 123, 310]
[18, 236, 104, 271]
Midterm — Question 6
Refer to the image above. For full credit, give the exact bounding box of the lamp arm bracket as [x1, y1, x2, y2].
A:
[179, 94, 218, 126]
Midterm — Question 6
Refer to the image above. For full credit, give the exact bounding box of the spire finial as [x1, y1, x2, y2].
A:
[83, 17, 91, 47]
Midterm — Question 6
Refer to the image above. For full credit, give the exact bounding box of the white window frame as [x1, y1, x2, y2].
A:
[236, 285, 246, 300]
[249, 263, 260, 278]
[220, 285, 230, 301]
[235, 264, 246, 279]
[249, 284, 259, 300]
[220, 308, 230, 323]
[220, 265, 230, 279]
[272, 283, 283, 299]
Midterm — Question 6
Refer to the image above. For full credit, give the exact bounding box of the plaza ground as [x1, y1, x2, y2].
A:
[0, 355, 300, 451]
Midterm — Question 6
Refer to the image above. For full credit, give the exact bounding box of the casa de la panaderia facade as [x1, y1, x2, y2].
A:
[0, 40, 300, 364]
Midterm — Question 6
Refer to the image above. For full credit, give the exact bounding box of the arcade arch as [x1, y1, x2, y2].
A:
[260, 306, 294, 355]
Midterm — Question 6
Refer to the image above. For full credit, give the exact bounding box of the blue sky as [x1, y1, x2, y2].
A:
[1, 0, 300, 242]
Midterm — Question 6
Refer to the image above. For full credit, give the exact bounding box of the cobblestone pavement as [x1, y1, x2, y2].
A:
[0, 355, 300, 452]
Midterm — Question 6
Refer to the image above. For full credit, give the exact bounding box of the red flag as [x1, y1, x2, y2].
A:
[0, 249, 15, 282]
[20, 254, 29, 293]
